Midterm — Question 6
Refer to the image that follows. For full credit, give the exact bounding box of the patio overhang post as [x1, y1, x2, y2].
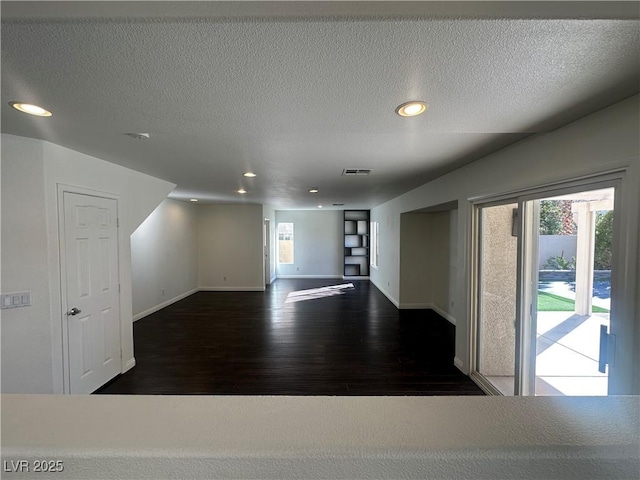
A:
[573, 200, 613, 316]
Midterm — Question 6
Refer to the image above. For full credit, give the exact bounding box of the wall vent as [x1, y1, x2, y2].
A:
[342, 168, 372, 176]
[332, 203, 345, 206]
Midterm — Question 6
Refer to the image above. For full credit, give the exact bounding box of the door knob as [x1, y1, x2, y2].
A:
[68, 307, 82, 316]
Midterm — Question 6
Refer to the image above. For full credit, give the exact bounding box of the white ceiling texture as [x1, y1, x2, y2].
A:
[2, 1, 639, 209]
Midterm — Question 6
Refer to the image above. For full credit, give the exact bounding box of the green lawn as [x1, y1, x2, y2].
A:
[538, 291, 609, 313]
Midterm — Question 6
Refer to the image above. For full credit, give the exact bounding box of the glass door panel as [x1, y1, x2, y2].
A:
[525, 187, 615, 396]
[477, 203, 519, 395]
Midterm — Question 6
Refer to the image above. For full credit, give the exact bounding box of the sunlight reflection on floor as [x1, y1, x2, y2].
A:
[285, 283, 355, 304]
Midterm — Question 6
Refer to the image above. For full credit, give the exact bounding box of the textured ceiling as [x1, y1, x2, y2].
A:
[2, 2, 639, 209]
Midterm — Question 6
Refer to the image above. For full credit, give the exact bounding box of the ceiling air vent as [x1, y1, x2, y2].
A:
[332, 203, 345, 206]
[342, 168, 372, 176]
[124, 132, 150, 140]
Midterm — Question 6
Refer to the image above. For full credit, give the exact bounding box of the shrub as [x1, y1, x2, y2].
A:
[594, 211, 613, 270]
[543, 255, 575, 270]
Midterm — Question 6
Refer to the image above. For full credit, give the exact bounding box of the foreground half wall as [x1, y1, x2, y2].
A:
[1, 395, 638, 479]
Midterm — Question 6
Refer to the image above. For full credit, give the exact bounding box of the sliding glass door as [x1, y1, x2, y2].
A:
[521, 187, 615, 396]
[473, 181, 622, 396]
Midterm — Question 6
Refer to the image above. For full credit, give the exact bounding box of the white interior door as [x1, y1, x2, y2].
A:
[63, 192, 121, 393]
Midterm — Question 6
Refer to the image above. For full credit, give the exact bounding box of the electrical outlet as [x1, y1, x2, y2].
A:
[161, 288, 165, 296]
[296, 267, 299, 271]
[223, 276, 227, 282]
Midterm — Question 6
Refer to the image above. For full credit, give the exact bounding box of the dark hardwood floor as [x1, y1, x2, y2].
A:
[96, 279, 484, 395]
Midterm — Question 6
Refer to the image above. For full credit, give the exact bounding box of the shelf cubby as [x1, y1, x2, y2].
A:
[344, 264, 360, 276]
[344, 221, 356, 235]
[345, 235, 361, 248]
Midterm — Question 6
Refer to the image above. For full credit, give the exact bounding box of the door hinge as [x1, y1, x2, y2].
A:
[598, 325, 616, 373]
[116, 218, 119, 228]
[118, 283, 121, 293]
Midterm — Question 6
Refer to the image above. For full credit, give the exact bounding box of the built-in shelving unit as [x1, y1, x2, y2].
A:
[343, 210, 370, 277]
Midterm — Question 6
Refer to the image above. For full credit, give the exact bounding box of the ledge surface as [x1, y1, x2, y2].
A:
[1, 395, 639, 479]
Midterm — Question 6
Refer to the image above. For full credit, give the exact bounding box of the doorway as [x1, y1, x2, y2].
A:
[264, 218, 272, 285]
[473, 182, 620, 396]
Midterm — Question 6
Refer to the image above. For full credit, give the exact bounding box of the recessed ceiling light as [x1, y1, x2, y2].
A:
[317, 205, 323, 209]
[190, 198, 198, 202]
[9, 101, 52, 117]
[395, 101, 427, 117]
[237, 188, 247, 194]
[243, 172, 257, 177]
[309, 188, 319, 193]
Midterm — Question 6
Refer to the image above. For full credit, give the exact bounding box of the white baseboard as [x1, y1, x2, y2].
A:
[200, 286, 266, 292]
[133, 286, 266, 323]
[453, 356, 464, 373]
[342, 276, 370, 280]
[470, 371, 503, 396]
[123, 357, 136, 373]
[431, 304, 457, 325]
[399, 303, 431, 309]
[270, 276, 277, 284]
[369, 280, 400, 308]
[397, 302, 456, 325]
[133, 288, 199, 322]
[276, 275, 343, 279]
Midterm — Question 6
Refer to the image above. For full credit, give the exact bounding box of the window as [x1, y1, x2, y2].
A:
[370, 221, 379, 268]
[278, 222, 294, 264]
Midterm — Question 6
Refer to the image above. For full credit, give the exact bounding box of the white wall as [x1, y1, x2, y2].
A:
[2, 394, 638, 479]
[370, 96, 640, 392]
[636, 202, 640, 395]
[198, 204, 264, 290]
[1, 136, 53, 393]
[399, 214, 433, 307]
[399, 211, 452, 321]
[429, 212, 451, 316]
[1, 134, 175, 393]
[275, 210, 342, 278]
[131, 198, 198, 320]
[448, 209, 459, 323]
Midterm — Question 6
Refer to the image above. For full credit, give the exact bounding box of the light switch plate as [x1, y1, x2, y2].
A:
[1, 292, 32, 309]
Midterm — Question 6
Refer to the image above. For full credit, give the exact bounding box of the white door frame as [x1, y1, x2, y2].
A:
[57, 184, 122, 394]
[469, 196, 521, 396]
[517, 177, 624, 395]
[469, 170, 634, 395]
[264, 218, 272, 285]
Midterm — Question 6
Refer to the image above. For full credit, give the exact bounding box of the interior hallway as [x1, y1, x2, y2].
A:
[97, 279, 484, 396]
